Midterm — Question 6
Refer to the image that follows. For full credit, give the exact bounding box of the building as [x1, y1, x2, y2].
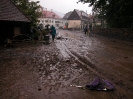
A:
[63, 9, 89, 29]
[63, 11, 72, 28]
[0, 0, 31, 44]
[38, 7, 68, 29]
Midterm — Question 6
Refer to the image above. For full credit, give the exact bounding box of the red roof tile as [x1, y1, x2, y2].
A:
[0, 0, 30, 22]
[41, 10, 61, 19]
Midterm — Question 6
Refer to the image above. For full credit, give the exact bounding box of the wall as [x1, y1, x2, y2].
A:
[68, 20, 81, 29]
[0, 21, 30, 45]
[92, 28, 133, 41]
[39, 18, 67, 28]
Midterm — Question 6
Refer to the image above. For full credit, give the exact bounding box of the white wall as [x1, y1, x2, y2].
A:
[39, 18, 68, 28]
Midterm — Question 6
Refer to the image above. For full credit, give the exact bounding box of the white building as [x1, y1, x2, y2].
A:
[38, 7, 68, 29]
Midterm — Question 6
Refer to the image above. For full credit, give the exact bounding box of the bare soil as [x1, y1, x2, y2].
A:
[0, 30, 133, 99]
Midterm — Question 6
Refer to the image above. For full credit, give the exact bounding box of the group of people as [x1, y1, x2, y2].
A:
[84, 25, 92, 36]
[31, 24, 92, 42]
[50, 25, 92, 41]
[50, 24, 92, 42]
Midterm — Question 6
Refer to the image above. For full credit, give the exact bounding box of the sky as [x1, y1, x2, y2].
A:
[31, 0, 92, 14]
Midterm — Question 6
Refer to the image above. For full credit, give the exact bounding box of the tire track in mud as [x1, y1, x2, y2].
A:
[58, 40, 133, 99]
[57, 30, 133, 98]
[37, 43, 92, 99]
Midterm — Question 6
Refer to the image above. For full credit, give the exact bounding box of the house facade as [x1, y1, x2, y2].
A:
[63, 9, 89, 29]
[39, 17, 68, 29]
[38, 8, 68, 29]
[0, 0, 31, 44]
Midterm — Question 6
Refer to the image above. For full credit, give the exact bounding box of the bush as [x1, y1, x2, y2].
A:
[42, 29, 48, 36]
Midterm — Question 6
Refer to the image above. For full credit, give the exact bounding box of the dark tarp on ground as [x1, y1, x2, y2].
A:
[86, 77, 114, 91]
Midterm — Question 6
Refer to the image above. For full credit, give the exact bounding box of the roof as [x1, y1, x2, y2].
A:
[0, 0, 30, 22]
[41, 10, 61, 19]
[75, 9, 82, 18]
[64, 9, 89, 20]
[63, 11, 72, 19]
[74, 9, 88, 19]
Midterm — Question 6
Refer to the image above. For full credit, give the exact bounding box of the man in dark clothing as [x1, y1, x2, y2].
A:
[50, 25, 56, 41]
[84, 26, 88, 34]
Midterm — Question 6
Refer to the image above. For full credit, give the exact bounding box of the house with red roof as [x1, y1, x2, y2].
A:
[0, 0, 31, 45]
[38, 7, 68, 29]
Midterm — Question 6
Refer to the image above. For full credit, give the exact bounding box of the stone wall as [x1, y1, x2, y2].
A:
[92, 28, 133, 41]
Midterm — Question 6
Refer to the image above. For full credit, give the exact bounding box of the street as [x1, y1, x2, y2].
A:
[0, 29, 133, 99]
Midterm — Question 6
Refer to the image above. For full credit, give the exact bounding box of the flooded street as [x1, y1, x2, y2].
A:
[0, 30, 133, 99]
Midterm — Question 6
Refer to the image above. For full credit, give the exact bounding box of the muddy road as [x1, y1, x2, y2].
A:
[0, 30, 133, 99]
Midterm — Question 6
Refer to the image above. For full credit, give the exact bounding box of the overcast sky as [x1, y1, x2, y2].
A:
[31, 0, 92, 14]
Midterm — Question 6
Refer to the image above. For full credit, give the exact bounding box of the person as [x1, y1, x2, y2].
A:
[84, 26, 88, 35]
[50, 25, 56, 41]
[89, 24, 92, 36]
[88, 29, 90, 36]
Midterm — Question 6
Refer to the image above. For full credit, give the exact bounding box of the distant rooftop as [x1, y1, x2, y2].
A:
[74, 9, 88, 18]
[40, 10, 61, 19]
[63, 11, 72, 19]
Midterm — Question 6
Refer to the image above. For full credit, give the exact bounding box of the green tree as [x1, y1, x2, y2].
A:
[12, 0, 42, 28]
[78, 0, 133, 28]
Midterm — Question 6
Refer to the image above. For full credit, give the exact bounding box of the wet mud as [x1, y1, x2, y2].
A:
[0, 30, 133, 99]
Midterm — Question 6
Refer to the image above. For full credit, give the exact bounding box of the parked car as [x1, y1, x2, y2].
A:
[12, 34, 32, 42]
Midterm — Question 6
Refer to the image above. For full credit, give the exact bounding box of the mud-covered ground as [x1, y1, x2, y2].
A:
[0, 30, 133, 99]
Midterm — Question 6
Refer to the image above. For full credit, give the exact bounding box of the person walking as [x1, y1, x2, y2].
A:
[84, 26, 88, 35]
[89, 24, 92, 36]
[50, 25, 56, 41]
[88, 29, 90, 36]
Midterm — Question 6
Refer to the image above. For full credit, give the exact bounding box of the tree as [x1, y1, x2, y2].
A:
[12, 0, 42, 28]
[78, 0, 133, 28]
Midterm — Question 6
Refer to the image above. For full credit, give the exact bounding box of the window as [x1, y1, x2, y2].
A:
[55, 21, 60, 23]
[45, 20, 48, 22]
